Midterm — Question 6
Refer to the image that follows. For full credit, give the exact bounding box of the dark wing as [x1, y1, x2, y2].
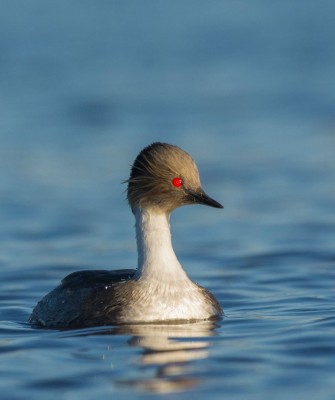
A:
[61, 269, 136, 289]
[29, 269, 136, 329]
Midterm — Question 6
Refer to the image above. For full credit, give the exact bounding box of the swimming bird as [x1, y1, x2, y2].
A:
[29, 142, 223, 328]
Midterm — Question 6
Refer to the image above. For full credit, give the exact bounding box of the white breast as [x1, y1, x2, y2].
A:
[121, 208, 219, 322]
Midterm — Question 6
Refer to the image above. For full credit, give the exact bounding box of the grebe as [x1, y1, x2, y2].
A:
[29, 142, 223, 328]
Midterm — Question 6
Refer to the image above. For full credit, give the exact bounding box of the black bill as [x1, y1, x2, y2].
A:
[186, 189, 223, 209]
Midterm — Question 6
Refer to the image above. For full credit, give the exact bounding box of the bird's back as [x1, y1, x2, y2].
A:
[29, 269, 136, 329]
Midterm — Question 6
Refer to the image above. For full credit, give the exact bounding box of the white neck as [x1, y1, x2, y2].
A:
[134, 208, 189, 283]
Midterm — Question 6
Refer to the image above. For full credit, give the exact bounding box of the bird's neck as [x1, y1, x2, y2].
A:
[134, 208, 189, 283]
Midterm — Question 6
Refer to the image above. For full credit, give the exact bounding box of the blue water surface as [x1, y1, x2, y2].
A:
[1, 1, 335, 399]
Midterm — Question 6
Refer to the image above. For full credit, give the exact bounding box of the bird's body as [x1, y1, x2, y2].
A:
[29, 143, 223, 329]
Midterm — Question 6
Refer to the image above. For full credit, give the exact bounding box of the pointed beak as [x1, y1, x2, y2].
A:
[186, 189, 224, 209]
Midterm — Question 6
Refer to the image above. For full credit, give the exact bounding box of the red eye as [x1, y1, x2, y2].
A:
[172, 177, 183, 187]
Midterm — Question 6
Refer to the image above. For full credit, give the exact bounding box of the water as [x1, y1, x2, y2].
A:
[1, 1, 335, 399]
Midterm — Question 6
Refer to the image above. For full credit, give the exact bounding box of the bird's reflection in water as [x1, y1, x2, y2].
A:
[112, 319, 218, 394]
[61, 319, 218, 394]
